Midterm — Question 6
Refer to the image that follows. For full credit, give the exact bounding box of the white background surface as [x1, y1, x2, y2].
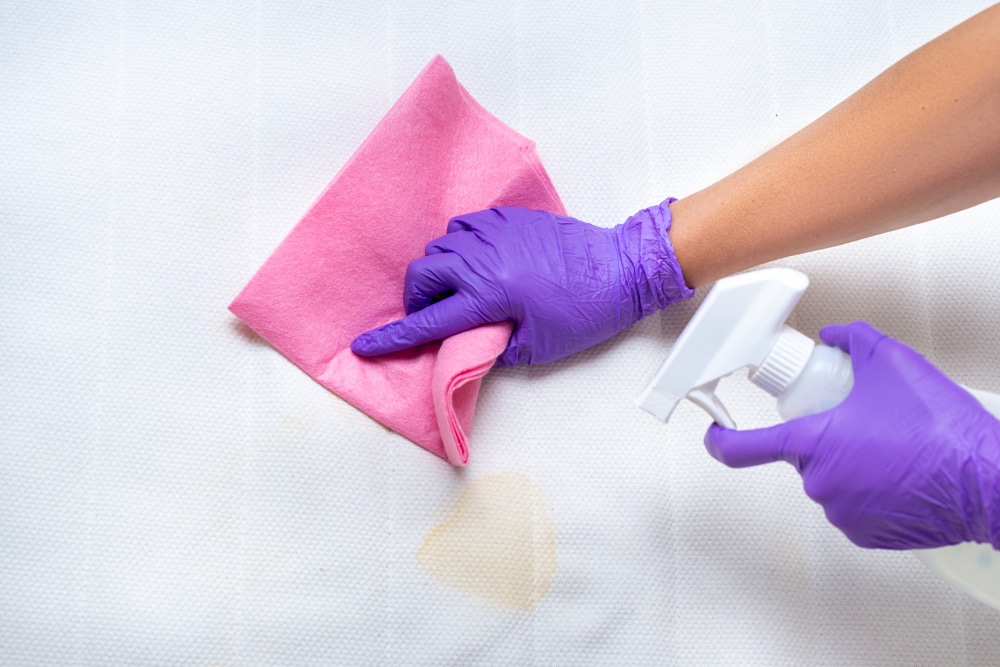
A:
[3, 0, 1000, 664]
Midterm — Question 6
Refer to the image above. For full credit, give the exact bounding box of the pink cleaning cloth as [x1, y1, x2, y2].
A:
[229, 56, 565, 465]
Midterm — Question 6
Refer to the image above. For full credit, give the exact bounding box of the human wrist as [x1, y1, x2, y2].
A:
[614, 198, 694, 323]
[666, 191, 745, 289]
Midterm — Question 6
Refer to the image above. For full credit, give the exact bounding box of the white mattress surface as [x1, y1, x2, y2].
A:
[3, 1, 1000, 664]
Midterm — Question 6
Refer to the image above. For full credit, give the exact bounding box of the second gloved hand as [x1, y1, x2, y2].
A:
[705, 321, 1000, 550]
[351, 199, 693, 365]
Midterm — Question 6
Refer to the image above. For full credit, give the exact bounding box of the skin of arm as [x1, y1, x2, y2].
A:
[669, 3, 1000, 289]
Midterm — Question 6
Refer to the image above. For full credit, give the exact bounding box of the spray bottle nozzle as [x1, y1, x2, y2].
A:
[635, 268, 813, 429]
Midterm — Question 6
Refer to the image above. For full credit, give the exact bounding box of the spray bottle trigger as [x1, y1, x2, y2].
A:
[686, 380, 737, 430]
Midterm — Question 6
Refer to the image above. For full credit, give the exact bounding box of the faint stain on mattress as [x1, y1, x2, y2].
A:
[417, 472, 557, 611]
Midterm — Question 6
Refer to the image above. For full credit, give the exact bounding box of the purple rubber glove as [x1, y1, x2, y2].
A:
[351, 199, 693, 365]
[706, 321, 1000, 550]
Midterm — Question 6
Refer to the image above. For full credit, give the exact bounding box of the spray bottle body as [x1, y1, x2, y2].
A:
[774, 344, 854, 421]
[744, 324, 854, 422]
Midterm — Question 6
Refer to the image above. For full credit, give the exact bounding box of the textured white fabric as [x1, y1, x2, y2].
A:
[3, 1, 1000, 664]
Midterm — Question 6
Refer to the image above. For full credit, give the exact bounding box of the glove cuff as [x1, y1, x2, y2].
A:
[614, 197, 695, 323]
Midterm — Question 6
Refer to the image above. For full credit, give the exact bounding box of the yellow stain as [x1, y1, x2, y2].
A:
[417, 473, 557, 611]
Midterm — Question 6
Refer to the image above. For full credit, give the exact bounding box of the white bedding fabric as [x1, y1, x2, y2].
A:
[3, 1, 1000, 664]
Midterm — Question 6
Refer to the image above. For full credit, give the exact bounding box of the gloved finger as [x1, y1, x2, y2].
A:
[494, 334, 521, 367]
[819, 320, 889, 375]
[403, 253, 470, 315]
[445, 208, 508, 235]
[424, 230, 481, 257]
[704, 420, 817, 470]
[351, 293, 489, 356]
[819, 321, 887, 356]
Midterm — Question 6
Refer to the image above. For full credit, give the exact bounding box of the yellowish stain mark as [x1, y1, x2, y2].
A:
[417, 473, 557, 611]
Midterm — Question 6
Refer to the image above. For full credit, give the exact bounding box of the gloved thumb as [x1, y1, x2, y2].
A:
[351, 293, 489, 356]
[819, 321, 887, 362]
[704, 420, 815, 470]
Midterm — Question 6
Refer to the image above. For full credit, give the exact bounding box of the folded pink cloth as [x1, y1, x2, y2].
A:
[229, 56, 565, 465]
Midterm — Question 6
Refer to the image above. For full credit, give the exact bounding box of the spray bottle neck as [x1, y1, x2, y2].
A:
[748, 326, 815, 397]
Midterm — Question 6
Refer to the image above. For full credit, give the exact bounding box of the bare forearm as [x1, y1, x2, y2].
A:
[670, 3, 1000, 288]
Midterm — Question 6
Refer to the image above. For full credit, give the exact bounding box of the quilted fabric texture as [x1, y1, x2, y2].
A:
[3, 1, 1000, 665]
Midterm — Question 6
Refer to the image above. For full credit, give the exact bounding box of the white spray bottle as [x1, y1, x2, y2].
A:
[635, 266, 1000, 611]
[635, 267, 856, 428]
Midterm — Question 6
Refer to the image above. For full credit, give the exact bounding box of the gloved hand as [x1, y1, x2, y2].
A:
[351, 199, 693, 365]
[705, 321, 1000, 550]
